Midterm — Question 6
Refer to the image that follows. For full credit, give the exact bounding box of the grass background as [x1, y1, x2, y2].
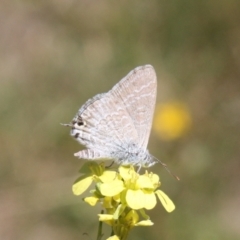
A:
[1, 0, 240, 239]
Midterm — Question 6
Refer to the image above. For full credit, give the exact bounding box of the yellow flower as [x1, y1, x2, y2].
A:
[118, 166, 159, 210]
[72, 161, 118, 196]
[72, 162, 175, 239]
[153, 102, 192, 140]
[72, 161, 104, 195]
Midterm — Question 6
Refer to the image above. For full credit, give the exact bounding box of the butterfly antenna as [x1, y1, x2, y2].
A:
[60, 123, 73, 127]
[153, 156, 180, 181]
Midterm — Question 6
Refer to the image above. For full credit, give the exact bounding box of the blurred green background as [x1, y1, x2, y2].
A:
[1, 0, 240, 239]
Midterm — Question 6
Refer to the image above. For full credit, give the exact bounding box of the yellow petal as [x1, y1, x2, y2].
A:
[98, 214, 114, 221]
[126, 189, 144, 209]
[84, 196, 99, 206]
[143, 191, 157, 210]
[149, 173, 160, 186]
[98, 214, 114, 226]
[155, 190, 175, 212]
[118, 165, 136, 180]
[135, 220, 154, 226]
[100, 179, 125, 197]
[99, 170, 118, 183]
[106, 235, 120, 240]
[72, 175, 92, 196]
[137, 175, 154, 189]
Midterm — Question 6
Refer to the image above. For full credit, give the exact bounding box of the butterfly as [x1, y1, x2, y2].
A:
[63, 65, 173, 173]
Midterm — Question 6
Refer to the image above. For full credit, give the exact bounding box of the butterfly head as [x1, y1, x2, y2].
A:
[61, 115, 86, 139]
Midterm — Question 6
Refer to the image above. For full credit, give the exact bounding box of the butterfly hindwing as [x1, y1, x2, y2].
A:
[71, 93, 139, 159]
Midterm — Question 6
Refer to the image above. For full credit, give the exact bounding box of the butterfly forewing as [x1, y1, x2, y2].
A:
[110, 65, 157, 149]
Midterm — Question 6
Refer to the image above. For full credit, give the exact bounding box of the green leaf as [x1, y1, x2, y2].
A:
[79, 161, 99, 174]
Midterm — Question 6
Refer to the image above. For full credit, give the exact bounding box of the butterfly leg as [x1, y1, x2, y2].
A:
[106, 161, 115, 169]
[136, 165, 142, 173]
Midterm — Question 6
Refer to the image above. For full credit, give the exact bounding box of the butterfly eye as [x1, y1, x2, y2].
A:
[77, 122, 84, 126]
[74, 120, 85, 130]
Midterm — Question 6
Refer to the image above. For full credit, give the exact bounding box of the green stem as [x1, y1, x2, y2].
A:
[110, 228, 114, 236]
[96, 210, 104, 240]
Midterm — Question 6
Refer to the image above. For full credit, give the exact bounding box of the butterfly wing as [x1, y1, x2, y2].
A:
[70, 92, 139, 159]
[68, 65, 157, 160]
[110, 65, 157, 149]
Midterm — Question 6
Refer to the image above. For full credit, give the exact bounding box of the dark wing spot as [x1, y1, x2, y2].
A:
[77, 121, 84, 126]
[76, 115, 84, 126]
[74, 133, 80, 138]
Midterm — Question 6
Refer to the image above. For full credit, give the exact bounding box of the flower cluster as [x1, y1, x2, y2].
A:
[72, 162, 175, 240]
